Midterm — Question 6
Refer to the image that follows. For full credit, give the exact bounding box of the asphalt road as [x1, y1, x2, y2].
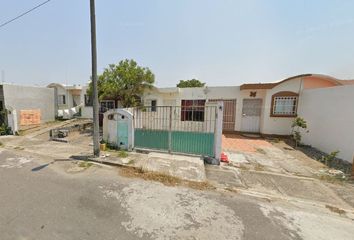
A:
[1, 148, 354, 240]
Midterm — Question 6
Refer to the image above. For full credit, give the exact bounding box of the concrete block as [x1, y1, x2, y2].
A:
[144, 152, 206, 182]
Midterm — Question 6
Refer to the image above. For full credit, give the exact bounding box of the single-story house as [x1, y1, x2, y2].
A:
[0, 83, 55, 132]
[141, 74, 354, 162]
[47, 83, 83, 119]
[77, 73, 354, 162]
[142, 74, 354, 135]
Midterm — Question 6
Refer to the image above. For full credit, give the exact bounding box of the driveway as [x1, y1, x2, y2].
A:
[1, 148, 354, 240]
[205, 134, 354, 209]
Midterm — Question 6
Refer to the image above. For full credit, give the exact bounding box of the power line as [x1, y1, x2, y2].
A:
[0, 0, 52, 29]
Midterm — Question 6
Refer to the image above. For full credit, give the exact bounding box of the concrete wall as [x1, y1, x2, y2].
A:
[80, 85, 93, 118]
[298, 85, 354, 162]
[261, 78, 303, 135]
[3, 84, 55, 127]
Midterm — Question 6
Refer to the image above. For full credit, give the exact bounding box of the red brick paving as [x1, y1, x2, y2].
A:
[222, 133, 272, 152]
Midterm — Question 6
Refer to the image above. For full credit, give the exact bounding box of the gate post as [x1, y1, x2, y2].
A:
[214, 102, 223, 160]
[168, 106, 172, 154]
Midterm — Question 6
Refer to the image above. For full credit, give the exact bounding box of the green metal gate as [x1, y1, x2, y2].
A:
[133, 105, 217, 157]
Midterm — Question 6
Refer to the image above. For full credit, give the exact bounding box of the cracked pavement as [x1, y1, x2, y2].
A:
[1, 148, 354, 240]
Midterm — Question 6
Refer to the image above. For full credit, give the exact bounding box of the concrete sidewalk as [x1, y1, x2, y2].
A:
[92, 151, 207, 182]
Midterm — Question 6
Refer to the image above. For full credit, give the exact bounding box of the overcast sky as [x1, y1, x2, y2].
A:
[1, 0, 354, 87]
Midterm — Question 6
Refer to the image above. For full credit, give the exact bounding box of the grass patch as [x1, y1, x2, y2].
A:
[256, 148, 266, 154]
[254, 163, 265, 171]
[325, 205, 346, 215]
[14, 146, 24, 150]
[318, 174, 346, 184]
[0, 142, 3, 147]
[224, 187, 238, 193]
[17, 130, 25, 136]
[118, 151, 128, 158]
[237, 164, 251, 170]
[119, 167, 215, 191]
[267, 138, 280, 143]
[78, 161, 93, 168]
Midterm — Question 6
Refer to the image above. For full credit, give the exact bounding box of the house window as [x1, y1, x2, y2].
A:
[151, 100, 157, 112]
[58, 95, 66, 105]
[84, 94, 93, 106]
[0, 100, 3, 112]
[100, 100, 115, 112]
[181, 100, 205, 122]
[271, 92, 298, 117]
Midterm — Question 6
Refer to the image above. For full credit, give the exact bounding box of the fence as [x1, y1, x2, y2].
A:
[133, 105, 219, 157]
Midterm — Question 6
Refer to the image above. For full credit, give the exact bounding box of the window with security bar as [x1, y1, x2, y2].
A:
[100, 100, 115, 113]
[181, 100, 205, 122]
[272, 96, 298, 116]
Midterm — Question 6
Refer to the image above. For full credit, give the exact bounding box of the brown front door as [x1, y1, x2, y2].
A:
[209, 99, 236, 131]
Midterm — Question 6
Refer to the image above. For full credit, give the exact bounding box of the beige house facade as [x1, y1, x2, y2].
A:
[143, 74, 354, 135]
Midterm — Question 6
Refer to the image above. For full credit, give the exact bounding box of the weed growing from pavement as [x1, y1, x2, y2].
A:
[318, 174, 346, 184]
[118, 151, 128, 158]
[78, 161, 93, 168]
[256, 148, 266, 154]
[325, 205, 346, 215]
[254, 163, 265, 171]
[0, 142, 3, 147]
[119, 167, 216, 191]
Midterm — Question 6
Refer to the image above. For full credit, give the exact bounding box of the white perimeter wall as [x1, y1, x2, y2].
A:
[298, 85, 354, 163]
[3, 84, 55, 125]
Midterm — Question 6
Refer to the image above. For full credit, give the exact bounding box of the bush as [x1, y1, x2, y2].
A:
[291, 117, 308, 148]
[321, 150, 340, 167]
[0, 124, 12, 136]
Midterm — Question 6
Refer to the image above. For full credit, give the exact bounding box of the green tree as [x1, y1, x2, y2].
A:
[177, 79, 205, 88]
[87, 59, 155, 107]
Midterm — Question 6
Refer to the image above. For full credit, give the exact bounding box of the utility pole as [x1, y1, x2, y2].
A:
[90, 0, 100, 157]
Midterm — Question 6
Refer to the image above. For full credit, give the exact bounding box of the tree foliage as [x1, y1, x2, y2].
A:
[87, 59, 155, 107]
[177, 79, 205, 88]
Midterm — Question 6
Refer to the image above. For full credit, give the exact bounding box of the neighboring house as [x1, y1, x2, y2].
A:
[47, 83, 83, 119]
[80, 85, 123, 124]
[143, 74, 354, 136]
[0, 83, 55, 132]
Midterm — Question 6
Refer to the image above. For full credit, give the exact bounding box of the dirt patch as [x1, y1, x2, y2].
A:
[325, 205, 346, 215]
[119, 167, 215, 191]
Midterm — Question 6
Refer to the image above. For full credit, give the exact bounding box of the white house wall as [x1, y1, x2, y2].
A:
[80, 85, 93, 118]
[298, 85, 354, 163]
[3, 84, 55, 126]
[143, 86, 241, 131]
[261, 78, 304, 135]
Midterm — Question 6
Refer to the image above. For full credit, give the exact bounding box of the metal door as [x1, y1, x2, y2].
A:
[209, 99, 236, 131]
[241, 99, 262, 133]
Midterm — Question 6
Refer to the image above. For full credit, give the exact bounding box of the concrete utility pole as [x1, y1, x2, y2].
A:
[90, 0, 100, 157]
